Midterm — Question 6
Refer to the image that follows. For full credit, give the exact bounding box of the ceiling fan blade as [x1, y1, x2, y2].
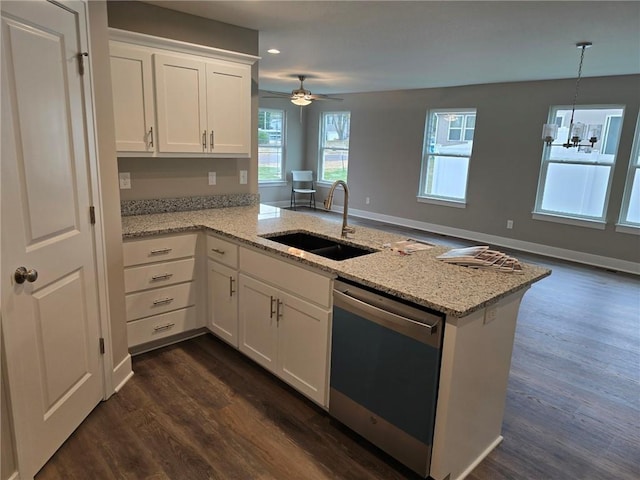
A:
[262, 90, 293, 98]
[308, 94, 343, 101]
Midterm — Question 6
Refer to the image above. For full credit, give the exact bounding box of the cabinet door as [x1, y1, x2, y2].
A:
[110, 43, 155, 152]
[238, 274, 278, 372]
[277, 293, 330, 406]
[208, 260, 238, 347]
[154, 53, 207, 153]
[205, 61, 251, 155]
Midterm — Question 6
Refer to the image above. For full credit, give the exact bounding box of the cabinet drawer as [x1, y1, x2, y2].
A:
[124, 257, 196, 293]
[207, 234, 238, 268]
[126, 282, 196, 321]
[240, 247, 332, 308]
[127, 306, 198, 347]
[123, 233, 197, 267]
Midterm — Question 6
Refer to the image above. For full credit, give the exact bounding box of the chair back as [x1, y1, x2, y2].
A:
[292, 170, 314, 183]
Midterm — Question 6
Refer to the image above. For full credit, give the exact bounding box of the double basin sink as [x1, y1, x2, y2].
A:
[261, 231, 377, 261]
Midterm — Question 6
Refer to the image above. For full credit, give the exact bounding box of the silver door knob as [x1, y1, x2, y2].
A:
[14, 266, 38, 284]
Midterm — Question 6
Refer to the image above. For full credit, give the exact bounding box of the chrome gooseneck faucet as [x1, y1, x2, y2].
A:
[324, 180, 355, 237]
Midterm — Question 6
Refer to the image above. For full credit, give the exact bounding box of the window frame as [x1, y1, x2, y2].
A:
[318, 111, 351, 184]
[533, 104, 625, 226]
[258, 108, 286, 184]
[617, 113, 640, 233]
[418, 108, 477, 206]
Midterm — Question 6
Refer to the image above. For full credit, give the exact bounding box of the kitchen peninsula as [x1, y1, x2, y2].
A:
[121, 203, 550, 480]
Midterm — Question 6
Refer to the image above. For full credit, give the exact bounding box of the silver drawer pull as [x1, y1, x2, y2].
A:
[150, 248, 172, 255]
[151, 273, 174, 281]
[152, 297, 174, 306]
[211, 248, 225, 255]
[153, 323, 175, 332]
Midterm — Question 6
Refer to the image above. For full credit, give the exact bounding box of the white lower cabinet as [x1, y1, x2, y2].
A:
[208, 260, 238, 347]
[122, 232, 201, 349]
[238, 247, 332, 407]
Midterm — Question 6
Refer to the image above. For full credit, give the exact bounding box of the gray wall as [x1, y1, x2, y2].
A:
[286, 74, 639, 264]
[258, 94, 308, 204]
[106, 1, 260, 199]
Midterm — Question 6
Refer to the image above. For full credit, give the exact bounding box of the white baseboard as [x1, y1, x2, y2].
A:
[344, 207, 639, 275]
[112, 354, 133, 393]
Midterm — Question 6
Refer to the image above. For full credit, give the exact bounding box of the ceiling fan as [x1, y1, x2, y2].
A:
[263, 75, 343, 106]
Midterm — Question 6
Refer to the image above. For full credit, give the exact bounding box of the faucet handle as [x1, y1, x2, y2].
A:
[342, 225, 356, 237]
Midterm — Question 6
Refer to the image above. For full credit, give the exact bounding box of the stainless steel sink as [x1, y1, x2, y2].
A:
[262, 231, 377, 261]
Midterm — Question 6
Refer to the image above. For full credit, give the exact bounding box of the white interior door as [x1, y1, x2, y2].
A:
[1, 1, 104, 478]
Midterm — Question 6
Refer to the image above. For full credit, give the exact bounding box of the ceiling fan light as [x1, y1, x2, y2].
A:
[292, 97, 312, 106]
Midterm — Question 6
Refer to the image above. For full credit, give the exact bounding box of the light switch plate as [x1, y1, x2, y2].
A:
[208, 171, 216, 185]
[119, 172, 131, 189]
[239, 170, 248, 184]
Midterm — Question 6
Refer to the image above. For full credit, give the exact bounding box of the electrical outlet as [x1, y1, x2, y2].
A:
[506, 219, 514, 229]
[119, 172, 131, 189]
[208, 172, 216, 186]
[484, 305, 498, 325]
[365, 196, 370, 205]
[239, 170, 248, 184]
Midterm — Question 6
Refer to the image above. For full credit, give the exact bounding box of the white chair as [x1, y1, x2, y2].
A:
[290, 170, 316, 210]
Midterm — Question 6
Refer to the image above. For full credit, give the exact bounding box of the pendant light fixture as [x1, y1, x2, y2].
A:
[542, 41, 598, 148]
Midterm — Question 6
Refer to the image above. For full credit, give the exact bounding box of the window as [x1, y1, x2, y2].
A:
[534, 106, 624, 223]
[619, 114, 640, 228]
[319, 111, 350, 182]
[258, 108, 285, 182]
[419, 109, 476, 204]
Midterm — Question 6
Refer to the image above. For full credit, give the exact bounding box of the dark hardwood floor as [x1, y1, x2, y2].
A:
[37, 209, 640, 480]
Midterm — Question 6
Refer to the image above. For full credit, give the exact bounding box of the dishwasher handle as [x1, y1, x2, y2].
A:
[334, 289, 440, 347]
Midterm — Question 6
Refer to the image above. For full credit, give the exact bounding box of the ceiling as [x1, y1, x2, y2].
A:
[143, 1, 640, 96]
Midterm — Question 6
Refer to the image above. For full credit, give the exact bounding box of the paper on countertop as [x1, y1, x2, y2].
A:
[384, 239, 434, 255]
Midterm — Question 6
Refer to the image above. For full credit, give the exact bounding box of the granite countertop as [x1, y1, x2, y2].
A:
[122, 204, 551, 317]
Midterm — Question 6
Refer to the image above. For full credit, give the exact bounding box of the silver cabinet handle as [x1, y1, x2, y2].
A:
[151, 273, 173, 281]
[148, 126, 154, 148]
[150, 248, 172, 255]
[14, 266, 38, 284]
[269, 295, 276, 319]
[202, 130, 207, 150]
[229, 276, 235, 296]
[210, 130, 214, 149]
[152, 297, 174, 306]
[277, 299, 283, 324]
[211, 248, 225, 255]
[153, 322, 175, 332]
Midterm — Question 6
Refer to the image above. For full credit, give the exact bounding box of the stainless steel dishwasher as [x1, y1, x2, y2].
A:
[330, 279, 444, 478]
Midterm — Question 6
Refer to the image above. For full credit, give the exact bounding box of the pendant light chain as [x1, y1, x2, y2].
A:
[568, 44, 587, 131]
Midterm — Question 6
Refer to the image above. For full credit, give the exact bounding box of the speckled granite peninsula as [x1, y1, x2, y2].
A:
[122, 204, 550, 317]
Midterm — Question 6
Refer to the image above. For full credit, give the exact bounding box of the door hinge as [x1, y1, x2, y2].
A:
[77, 52, 89, 76]
[99, 337, 105, 355]
[89, 206, 96, 224]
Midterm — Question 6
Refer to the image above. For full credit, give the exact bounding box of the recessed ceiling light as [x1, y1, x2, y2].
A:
[267, 48, 280, 54]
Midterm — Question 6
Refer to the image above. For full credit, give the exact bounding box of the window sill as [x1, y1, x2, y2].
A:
[615, 223, 640, 235]
[417, 196, 466, 208]
[531, 212, 605, 230]
[258, 181, 288, 187]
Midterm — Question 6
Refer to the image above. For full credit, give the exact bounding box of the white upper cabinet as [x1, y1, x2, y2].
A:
[109, 29, 258, 158]
[153, 54, 252, 155]
[154, 53, 207, 153]
[206, 61, 251, 155]
[110, 43, 155, 152]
